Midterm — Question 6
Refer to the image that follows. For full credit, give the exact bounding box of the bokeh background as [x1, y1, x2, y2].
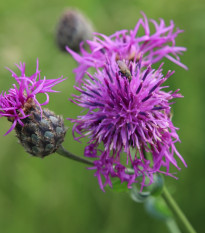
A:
[0, 0, 204, 232]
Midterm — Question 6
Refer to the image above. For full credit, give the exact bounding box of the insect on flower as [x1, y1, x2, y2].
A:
[117, 60, 132, 82]
[69, 58, 187, 191]
[67, 12, 187, 83]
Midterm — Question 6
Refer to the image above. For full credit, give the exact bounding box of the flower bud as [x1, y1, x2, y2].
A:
[15, 104, 67, 158]
[56, 9, 93, 52]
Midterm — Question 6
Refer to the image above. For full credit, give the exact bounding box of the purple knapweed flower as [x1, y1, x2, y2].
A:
[67, 12, 187, 84]
[69, 59, 187, 191]
[0, 60, 66, 135]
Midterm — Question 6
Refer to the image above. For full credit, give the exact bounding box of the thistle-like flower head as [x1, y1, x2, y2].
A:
[0, 60, 66, 135]
[69, 59, 187, 190]
[67, 12, 187, 84]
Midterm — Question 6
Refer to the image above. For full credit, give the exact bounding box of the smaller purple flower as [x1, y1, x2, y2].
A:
[67, 12, 187, 83]
[0, 59, 66, 135]
[69, 59, 187, 191]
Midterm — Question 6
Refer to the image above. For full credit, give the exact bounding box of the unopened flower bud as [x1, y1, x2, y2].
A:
[56, 8, 93, 52]
[15, 104, 66, 158]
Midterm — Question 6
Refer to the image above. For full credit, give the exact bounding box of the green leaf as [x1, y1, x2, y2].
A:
[109, 179, 130, 193]
[129, 173, 164, 203]
[150, 173, 164, 196]
[130, 185, 150, 203]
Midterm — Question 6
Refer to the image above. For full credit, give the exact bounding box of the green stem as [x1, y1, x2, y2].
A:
[166, 218, 182, 233]
[162, 186, 196, 233]
[56, 147, 195, 233]
[56, 146, 136, 175]
[56, 145, 94, 166]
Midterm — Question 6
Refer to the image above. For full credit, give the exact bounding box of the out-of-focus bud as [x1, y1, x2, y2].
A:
[15, 104, 67, 158]
[56, 8, 93, 52]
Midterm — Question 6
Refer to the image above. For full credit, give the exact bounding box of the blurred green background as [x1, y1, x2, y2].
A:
[0, 0, 204, 232]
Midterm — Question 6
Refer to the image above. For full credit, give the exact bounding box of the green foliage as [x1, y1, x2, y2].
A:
[130, 185, 151, 203]
[150, 174, 164, 197]
[0, 0, 204, 233]
[130, 174, 164, 203]
[108, 179, 130, 193]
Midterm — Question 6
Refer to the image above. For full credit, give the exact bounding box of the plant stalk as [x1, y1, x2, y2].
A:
[162, 186, 196, 233]
[56, 145, 94, 166]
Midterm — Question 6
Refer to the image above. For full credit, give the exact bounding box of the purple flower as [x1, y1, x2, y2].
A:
[0, 60, 66, 135]
[69, 59, 187, 191]
[67, 12, 187, 84]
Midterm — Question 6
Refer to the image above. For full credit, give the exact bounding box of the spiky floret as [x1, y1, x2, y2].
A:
[69, 59, 187, 191]
[0, 60, 66, 135]
[67, 12, 187, 83]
